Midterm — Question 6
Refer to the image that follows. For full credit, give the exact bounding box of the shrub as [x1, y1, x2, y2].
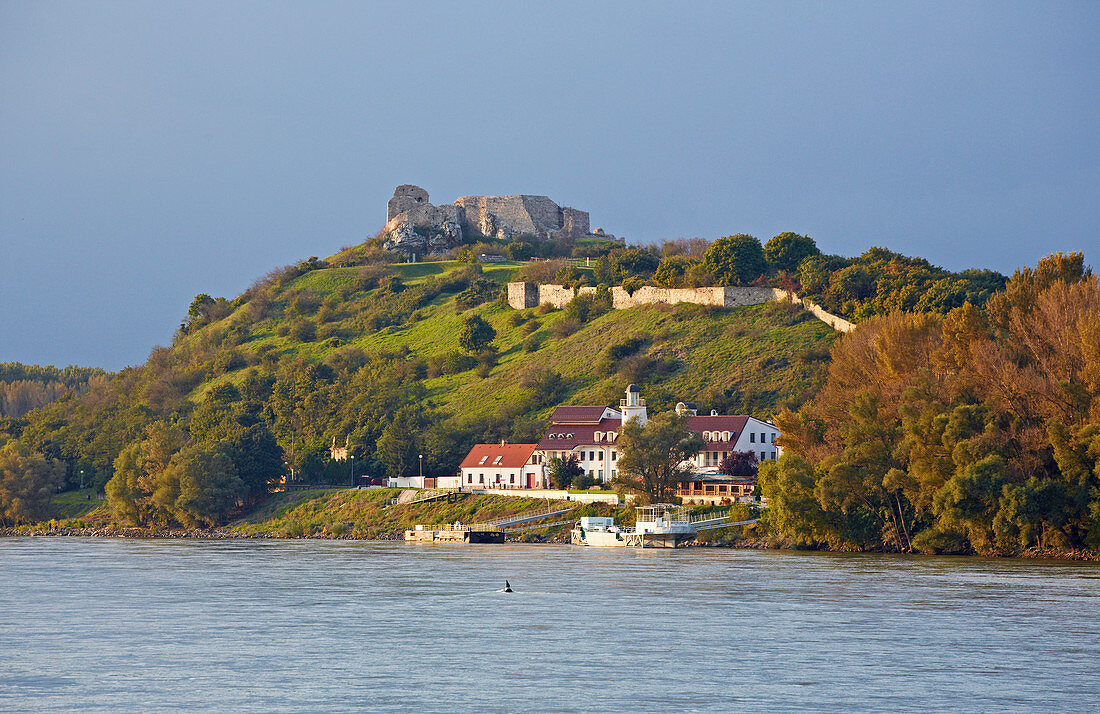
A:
[552, 318, 581, 338]
[523, 334, 542, 352]
[426, 351, 477, 378]
[522, 318, 541, 334]
[290, 320, 316, 342]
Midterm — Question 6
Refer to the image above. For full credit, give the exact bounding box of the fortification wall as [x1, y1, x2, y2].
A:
[506, 281, 856, 333]
[794, 297, 855, 332]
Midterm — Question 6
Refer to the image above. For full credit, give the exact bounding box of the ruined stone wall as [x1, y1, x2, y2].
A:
[387, 184, 430, 222]
[562, 207, 590, 237]
[453, 194, 589, 240]
[793, 296, 856, 333]
[506, 282, 541, 309]
[505, 282, 855, 332]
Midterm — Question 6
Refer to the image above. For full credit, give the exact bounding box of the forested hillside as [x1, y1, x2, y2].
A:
[762, 252, 1100, 556]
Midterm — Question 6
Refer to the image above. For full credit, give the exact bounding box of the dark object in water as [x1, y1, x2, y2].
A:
[504, 580, 513, 593]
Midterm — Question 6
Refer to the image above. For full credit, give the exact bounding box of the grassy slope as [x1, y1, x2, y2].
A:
[190, 259, 836, 419]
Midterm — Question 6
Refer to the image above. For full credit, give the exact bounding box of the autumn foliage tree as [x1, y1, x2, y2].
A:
[761, 253, 1100, 555]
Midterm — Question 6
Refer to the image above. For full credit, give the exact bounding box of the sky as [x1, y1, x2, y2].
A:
[1, 2, 1097, 371]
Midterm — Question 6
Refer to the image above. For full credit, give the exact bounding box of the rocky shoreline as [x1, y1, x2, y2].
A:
[4, 526, 1096, 560]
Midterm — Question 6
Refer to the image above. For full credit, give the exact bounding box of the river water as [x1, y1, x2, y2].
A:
[0, 539, 1096, 712]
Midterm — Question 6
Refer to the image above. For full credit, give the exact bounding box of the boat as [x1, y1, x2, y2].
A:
[570, 505, 708, 548]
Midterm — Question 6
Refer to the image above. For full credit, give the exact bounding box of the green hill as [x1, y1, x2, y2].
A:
[5, 253, 837, 501]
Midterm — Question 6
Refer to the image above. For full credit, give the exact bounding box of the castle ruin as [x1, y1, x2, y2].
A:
[382, 184, 603, 256]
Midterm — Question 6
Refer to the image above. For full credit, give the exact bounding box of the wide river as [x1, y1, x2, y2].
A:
[0, 538, 1097, 712]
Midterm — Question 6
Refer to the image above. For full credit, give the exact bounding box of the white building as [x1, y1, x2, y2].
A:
[458, 443, 545, 489]
[534, 385, 781, 485]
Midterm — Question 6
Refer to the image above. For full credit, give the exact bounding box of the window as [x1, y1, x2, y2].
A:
[579, 451, 585, 461]
[598, 469, 603, 480]
[771, 433, 776, 443]
[760, 451, 766, 461]
[589, 450, 595, 461]
[611, 469, 617, 478]
[771, 451, 777, 460]
[760, 432, 766, 442]
[723, 431, 730, 442]
[467, 475, 473, 483]
[750, 433, 756, 443]
[611, 451, 617, 461]
[479, 456, 488, 464]
[478, 474, 484, 483]
[509, 475, 514, 483]
[493, 456, 502, 465]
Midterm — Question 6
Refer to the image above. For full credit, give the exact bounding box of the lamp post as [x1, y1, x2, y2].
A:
[419, 454, 423, 481]
[349, 455, 355, 488]
[79, 470, 85, 489]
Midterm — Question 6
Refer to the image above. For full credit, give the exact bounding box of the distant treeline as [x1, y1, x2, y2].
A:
[0, 362, 110, 418]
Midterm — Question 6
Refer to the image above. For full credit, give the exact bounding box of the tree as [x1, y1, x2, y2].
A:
[375, 405, 422, 478]
[161, 442, 245, 528]
[188, 293, 216, 320]
[0, 440, 65, 526]
[547, 454, 583, 489]
[764, 232, 820, 273]
[458, 314, 496, 353]
[106, 422, 189, 525]
[653, 255, 699, 288]
[703, 234, 766, 286]
[718, 451, 758, 479]
[613, 412, 703, 503]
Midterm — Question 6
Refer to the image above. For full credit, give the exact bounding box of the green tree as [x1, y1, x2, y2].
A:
[703, 234, 766, 286]
[0, 440, 65, 525]
[375, 406, 423, 478]
[105, 422, 189, 525]
[613, 412, 703, 503]
[547, 454, 583, 489]
[188, 293, 216, 320]
[653, 255, 699, 288]
[161, 442, 245, 528]
[458, 314, 496, 353]
[764, 232, 820, 273]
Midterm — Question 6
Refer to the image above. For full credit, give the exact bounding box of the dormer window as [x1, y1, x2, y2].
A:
[493, 456, 502, 465]
[478, 456, 488, 464]
[594, 432, 603, 442]
[723, 431, 730, 442]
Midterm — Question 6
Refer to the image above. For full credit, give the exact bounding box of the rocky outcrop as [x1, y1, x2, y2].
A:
[382, 198, 464, 257]
[382, 185, 600, 257]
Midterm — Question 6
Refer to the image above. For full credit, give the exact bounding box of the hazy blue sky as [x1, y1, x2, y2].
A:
[2, 2, 1097, 370]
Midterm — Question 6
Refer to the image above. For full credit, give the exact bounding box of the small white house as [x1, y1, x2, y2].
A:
[459, 443, 545, 489]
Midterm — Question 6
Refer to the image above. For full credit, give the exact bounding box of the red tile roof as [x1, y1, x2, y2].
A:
[688, 415, 750, 447]
[459, 443, 538, 470]
[537, 418, 622, 450]
[550, 405, 617, 424]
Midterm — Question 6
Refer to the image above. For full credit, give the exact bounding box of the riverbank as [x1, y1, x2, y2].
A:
[4, 487, 1095, 560]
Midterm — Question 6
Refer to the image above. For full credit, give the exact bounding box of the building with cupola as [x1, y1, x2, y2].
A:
[529, 384, 780, 486]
